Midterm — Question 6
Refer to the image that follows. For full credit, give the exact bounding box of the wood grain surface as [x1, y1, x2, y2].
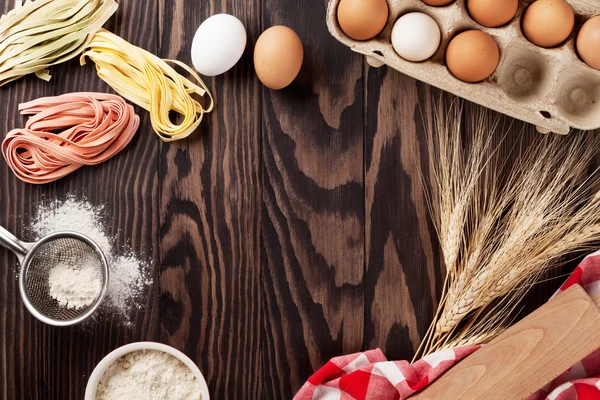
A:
[0, 0, 588, 399]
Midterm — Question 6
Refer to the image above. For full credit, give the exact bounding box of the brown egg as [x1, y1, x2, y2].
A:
[446, 30, 500, 83]
[422, 0, 454, 5]
[254, 26, 304, 90]
[577, 16, 600, 70]
[468, 0, 518, 28]
[337, 0, 388, 41]
[522, 0, 574, 48]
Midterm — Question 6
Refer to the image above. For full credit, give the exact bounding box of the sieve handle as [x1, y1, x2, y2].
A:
[0, 226, 28, 263]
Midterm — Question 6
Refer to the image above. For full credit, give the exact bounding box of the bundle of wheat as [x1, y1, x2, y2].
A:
[415, 101, 600, 359]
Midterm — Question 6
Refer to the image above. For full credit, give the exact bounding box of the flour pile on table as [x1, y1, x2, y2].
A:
[32, 197, 151, 324]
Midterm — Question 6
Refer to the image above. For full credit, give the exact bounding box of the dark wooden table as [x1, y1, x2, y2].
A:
[0, 0, 569, 399]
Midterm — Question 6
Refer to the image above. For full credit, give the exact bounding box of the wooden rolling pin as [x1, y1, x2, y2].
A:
[412, 284, 600, 400]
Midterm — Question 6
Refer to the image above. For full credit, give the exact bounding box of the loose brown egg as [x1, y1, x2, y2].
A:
[446, 30, 500, 83]
[254, 26, 304, 90]
[337, 0, 389, 41]
[468, 0, 518, 28]
[422, 0, 454, 6]
[522, 0, 574, 48]
[577, 16, 600, 70]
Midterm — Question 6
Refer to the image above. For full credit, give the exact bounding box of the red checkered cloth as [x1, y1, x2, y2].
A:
[295, 250, 600, 400]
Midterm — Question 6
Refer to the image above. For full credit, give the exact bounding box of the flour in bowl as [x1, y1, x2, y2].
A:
[95, 350, 202, 400]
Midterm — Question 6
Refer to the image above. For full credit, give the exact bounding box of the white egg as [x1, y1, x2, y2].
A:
[391, 13, 441, 62]
[191, 14, 247, 76]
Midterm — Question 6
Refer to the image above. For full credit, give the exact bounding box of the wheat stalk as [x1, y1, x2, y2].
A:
[415, 99, 600, 360]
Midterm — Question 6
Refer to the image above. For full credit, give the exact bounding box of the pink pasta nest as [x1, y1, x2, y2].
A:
[2, 92, 139, 184]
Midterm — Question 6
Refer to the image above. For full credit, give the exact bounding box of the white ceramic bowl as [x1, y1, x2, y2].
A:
[85, 341, 210, 400]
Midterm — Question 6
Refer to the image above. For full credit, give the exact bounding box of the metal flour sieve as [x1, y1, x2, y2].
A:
[0, 225, 109, 326]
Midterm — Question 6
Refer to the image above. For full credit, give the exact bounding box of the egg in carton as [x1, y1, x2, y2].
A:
[326, 0, 600, 134]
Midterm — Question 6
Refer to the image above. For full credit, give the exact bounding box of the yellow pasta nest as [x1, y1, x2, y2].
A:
[81, 29, 214, 142]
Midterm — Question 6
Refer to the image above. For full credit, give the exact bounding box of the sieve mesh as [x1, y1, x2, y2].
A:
[23, 237, 107, 322]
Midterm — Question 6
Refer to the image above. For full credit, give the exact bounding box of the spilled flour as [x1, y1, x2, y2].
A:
[32, 197, 152, 324]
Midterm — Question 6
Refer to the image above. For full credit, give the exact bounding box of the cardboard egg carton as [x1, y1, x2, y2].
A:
[326, 0, 600, 134]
